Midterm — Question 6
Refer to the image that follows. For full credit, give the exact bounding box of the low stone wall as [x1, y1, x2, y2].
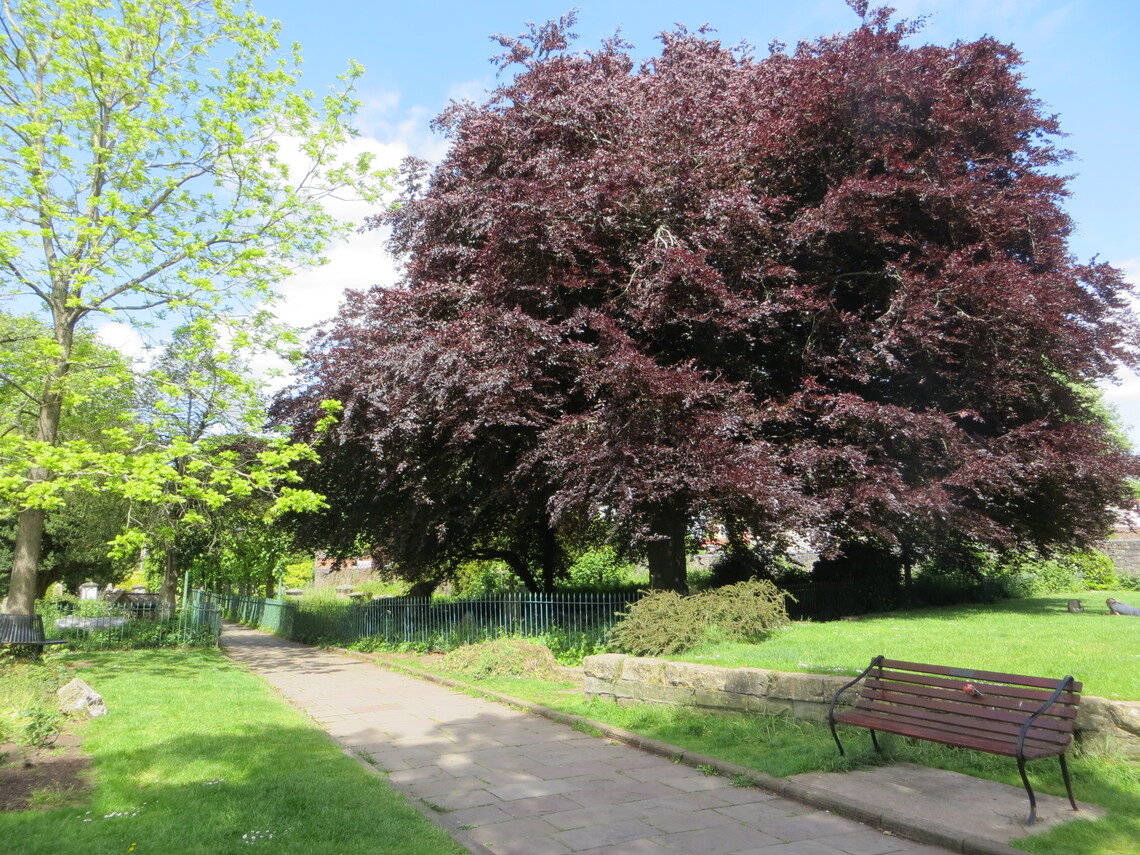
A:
[583, 654, 1140, 760]
[1098, 538, 1140, 580]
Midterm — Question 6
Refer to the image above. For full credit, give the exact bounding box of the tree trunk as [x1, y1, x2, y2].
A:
[646, 505, 689, 593]
[160, 548, 180, 616]
[6, 505, 47, 614]
[6, 315, 75, 614]
[539, 525, 561, 592]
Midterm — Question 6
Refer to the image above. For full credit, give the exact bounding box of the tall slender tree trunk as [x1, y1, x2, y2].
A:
[160, 547, 180, 617]
[646, 504, 689, 593]
[6, 335, 70, 614]
[539, 525, 562, 592]
[7, 505, 47, 615]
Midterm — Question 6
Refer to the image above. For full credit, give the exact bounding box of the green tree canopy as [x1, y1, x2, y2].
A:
[0, 0, 391, 612]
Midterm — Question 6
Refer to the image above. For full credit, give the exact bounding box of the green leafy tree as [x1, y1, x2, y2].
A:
[1, 312, 135, 599]
[0, 0, 390, 613]
[114, 318, 320, 608]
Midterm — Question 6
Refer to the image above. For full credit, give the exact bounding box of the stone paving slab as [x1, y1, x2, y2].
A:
[792, 763, 1105, 844]
[221, 623, 953, 855]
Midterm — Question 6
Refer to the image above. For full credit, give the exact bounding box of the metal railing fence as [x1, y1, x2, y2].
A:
[37, 597, 221, 649]
[202, 583, 863, 650]
[203, 589, 642, 648]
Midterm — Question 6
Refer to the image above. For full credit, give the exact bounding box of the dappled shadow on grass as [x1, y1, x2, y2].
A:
[0, 721, 462, 855]
[52, 648, 221, 680]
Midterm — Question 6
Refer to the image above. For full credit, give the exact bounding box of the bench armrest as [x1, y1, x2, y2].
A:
[1015, 675, 1076, 760]
[828, 654, 884, 728]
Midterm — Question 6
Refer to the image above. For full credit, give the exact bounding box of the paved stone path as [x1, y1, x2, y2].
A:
[221, 624, 951, 855]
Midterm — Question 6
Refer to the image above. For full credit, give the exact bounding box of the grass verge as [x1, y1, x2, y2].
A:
[0, 649, 467, 855]
[679, 593, 1140, 700]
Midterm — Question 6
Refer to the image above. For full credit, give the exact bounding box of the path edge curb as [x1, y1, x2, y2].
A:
[340, 649, 1025, 855]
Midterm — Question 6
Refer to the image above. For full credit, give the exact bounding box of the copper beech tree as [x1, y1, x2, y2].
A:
[278, 7, 1139, 593]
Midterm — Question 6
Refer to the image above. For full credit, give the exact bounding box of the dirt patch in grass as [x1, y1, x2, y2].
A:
[0, 730, 91, 812]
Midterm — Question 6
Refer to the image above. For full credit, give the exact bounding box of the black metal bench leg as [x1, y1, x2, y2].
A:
[829, 719, 846, 757]
[870, 729, 880, 753]
[1059, 754, 1078, 812]
[1017, 756, 1037, 825]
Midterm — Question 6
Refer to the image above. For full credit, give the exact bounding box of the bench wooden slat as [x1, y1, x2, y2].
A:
[868, 669, 1082, 709]
[852, 696, 1075, 745]
[878, 659, 1082, 693]
[833, 710, 1065, 759]
[860, 681, 1079, 725]
[866, 674, 1080, 711]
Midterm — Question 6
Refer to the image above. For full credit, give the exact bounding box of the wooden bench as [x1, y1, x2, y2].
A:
[0, 613, 66, 659]
[827, 655, 1081, 824]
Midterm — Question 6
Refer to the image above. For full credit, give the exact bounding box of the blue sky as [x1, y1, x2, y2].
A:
[246, 0, 1140, 437]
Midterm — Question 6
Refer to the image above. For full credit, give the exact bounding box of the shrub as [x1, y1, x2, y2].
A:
[454, 560, 520, 595]
[606, 580, 790, 657]
[1071, 550, 1118, 590]
[440, 638, 560, 679]
[1009, 549, 1118, 595]
[560, 548, 638, 591]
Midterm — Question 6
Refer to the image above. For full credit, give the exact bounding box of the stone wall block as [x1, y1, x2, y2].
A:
[627, 683, 694, 704]
[583, 676, 614, 698]
[724, 668, 772, 698]
[1107, 701, 1140, 737]
[664, 662, 727, 691]
[621, 656, 667, 686]
[695, 689, 746, 710]
[770, 672, 838, 704]
[583, 653, 626, 682]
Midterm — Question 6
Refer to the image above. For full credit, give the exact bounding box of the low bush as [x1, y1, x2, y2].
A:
[1008, 548, 1119, 595]
[440, 638, 561, 680]
[606, 579, 790, 657]
[559, 548, 640, 591]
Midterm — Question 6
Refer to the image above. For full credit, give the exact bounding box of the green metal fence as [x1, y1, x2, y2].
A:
[203, 590, 641, 649]
[199, 591, 294, 636]
[39, 597, 221, 649]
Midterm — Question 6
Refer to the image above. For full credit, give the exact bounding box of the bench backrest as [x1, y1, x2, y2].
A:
[855, 657, 1081, 753]
[0, 613, 48, 644]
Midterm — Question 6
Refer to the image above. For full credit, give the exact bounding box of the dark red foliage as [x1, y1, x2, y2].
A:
[277, 9, 1139, 590]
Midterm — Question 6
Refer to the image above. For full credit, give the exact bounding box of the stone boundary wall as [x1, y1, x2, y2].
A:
[583, 654, 1140, 760]
[1098, 538, 1140, 580]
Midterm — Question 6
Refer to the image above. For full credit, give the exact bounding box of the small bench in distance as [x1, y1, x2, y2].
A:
[828, 655, 1081, 825]
[0, 613, 67, 659]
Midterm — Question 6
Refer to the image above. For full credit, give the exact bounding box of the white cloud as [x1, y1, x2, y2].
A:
[95, 322, 150, 367]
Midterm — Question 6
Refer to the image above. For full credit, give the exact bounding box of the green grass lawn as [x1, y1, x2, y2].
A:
[679, 592, 1140, 700]
[0, 649, 466, 855]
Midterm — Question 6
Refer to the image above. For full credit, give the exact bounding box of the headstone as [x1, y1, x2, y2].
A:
[1067, 599, 1084, 613]
[57, 679, 107, 718]
[78, 581, 100, 600]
